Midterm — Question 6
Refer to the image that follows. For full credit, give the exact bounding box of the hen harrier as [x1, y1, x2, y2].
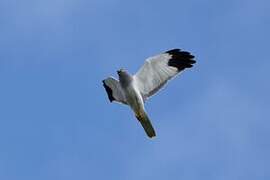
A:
[102, 49, 196, 138]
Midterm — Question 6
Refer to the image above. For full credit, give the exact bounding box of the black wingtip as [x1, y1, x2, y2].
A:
[102, 80, 115, 102]
[166, 49, 196, 71]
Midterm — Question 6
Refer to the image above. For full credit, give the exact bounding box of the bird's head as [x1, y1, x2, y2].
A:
[117, 68, 132, 86]
[117, 68, 126, 76]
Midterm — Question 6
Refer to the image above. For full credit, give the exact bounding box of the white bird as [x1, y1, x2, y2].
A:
[102, 49, 196, 138]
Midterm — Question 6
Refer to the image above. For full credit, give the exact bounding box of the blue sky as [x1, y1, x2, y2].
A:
[0, 0, 270, 179]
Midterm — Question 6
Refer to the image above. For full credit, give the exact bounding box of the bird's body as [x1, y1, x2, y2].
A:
[118, 71, 156, 137]
[122, 79, 144, 115]
[118, 72, 143, 113]
[102, 49, 196, 138]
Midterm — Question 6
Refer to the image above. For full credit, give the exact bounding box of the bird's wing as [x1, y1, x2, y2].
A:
[102, 77, 127, 104]
[134, 49, 196, 100]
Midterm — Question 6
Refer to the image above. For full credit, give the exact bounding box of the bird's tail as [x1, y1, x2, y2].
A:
[135, 111, 156, 138]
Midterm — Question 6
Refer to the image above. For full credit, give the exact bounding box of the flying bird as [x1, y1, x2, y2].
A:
[102, 49, 196, 138]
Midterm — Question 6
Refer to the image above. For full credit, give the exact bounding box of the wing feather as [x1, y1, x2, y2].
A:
[102, 77, 127, 104]
[134, 49, 195, 100]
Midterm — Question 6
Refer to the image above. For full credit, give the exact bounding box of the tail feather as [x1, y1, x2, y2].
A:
[136, 111, 156, 138]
